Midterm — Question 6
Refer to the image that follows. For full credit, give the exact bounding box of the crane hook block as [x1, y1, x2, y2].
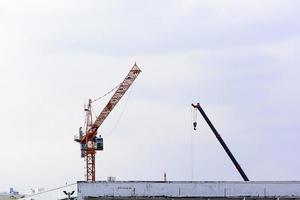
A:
[193, 122, 197, 131]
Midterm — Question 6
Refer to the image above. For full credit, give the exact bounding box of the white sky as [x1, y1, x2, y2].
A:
[0, 0, 300, 194]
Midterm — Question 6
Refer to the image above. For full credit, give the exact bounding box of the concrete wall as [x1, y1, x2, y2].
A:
[77, 181, 300, 200]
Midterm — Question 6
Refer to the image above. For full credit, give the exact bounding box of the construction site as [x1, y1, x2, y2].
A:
[1, 1, 299, 200]
[14, 64, 300, 200]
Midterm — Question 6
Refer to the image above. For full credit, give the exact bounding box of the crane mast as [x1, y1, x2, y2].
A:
[75, 63, 141, 182]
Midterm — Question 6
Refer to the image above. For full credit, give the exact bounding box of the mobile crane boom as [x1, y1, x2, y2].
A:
[192, 103, 249, 181]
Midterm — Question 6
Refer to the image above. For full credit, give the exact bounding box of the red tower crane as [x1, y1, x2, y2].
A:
[75, 63, 141, 182]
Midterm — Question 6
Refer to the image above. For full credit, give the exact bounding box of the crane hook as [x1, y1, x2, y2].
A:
[193, 121, 197, 130]
[192, 106, 198, 131]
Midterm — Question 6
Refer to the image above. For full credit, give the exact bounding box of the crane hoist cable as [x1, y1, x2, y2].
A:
[192, 106, 198, 131]
[190, 106, 195, 180]
[106, 86, 133, 138]
[90, 84, 120, 125]
[90, 81, 133, 137]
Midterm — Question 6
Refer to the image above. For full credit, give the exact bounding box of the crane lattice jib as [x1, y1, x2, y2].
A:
[81, 64, 141, 142]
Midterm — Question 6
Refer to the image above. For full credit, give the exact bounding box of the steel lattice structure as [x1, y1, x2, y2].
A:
[75, 64, 141, 181]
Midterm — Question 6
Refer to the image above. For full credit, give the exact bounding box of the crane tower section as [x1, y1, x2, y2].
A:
[75, 63, 141, 182]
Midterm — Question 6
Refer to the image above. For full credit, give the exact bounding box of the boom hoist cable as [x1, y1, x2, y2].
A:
[92, 84, 120, 103]
[107, 86, 133, 138]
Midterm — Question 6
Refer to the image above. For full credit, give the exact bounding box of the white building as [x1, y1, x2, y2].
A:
[17, 181, 300, 200]
[77, 181, 300, 200]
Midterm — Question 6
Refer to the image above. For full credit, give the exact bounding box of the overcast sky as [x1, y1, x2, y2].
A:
[0, 0, 300, 194]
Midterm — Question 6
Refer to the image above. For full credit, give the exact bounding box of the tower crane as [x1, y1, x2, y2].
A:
[75, 63, 141, 182]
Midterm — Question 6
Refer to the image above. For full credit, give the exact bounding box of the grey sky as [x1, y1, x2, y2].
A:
[0, 0, 300, 194]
